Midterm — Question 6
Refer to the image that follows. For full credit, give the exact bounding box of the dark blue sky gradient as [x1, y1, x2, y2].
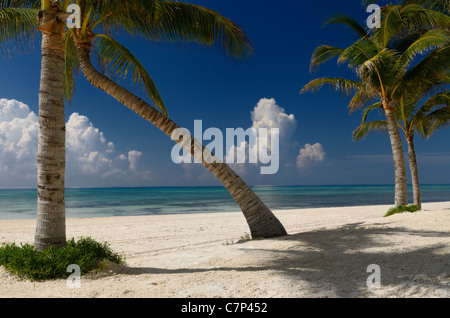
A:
[0, 0, 448, 187]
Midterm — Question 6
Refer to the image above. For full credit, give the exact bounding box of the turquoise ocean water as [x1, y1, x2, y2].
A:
[0, 185, 449, 220]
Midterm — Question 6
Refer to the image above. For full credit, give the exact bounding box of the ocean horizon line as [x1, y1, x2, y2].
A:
[1, 183, 450, 191]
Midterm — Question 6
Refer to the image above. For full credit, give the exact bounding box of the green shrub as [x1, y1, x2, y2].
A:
[384, 204, 420, 217]
[0, 237, 124, 281]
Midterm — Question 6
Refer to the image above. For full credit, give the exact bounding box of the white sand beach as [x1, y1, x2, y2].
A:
[0, 202, 449, 298]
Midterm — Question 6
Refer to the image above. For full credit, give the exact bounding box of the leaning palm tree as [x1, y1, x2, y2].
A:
[64, 0, 287, 238]
[353, 91, 450, 209]
[300, 2, 449, 207]
[3, 0, 288, 240]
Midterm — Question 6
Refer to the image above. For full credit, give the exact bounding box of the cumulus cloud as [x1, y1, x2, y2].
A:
[251, 98, 297, 137]
[0, 99, 149, 188]
[226, 98, 297, 175]
[0, 99, 38, 185]
[296, 143, 326, 169]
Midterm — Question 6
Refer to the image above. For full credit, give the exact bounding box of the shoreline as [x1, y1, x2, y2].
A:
[1, 199, 450, 222]
[1, 201, 449, 298]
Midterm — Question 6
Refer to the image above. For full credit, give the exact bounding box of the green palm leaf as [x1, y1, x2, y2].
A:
[323, 13, 368, 38]
[395, 29, 450, 71]
[300, 77, 362, 96]
[352, 120, 388, 141]
[337, 37, 379, 68]
[0, 6, 39, 56]
[361, 101, 383, 123]
[93, 33, 167, 116]
[399, 45, 450, 97]
[310, 45, 344, 72]
[374, 5, 402, 48]
[63, 29, 79, 102]
[425, 106, 450, 136]
[348, 88, 380, 112]
[95, 0, 253, 60]
[421, 91, 450, 113]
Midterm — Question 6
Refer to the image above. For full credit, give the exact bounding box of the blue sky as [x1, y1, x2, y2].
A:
[0, 0, 449, 188]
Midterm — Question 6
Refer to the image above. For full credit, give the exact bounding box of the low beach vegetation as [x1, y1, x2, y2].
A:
[384, 204, 421, 217]
[0, 237, 123, 281]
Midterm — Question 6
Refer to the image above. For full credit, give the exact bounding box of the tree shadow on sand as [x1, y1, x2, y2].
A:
[113, 222, 449, 297]
[256, 222, 450, 297]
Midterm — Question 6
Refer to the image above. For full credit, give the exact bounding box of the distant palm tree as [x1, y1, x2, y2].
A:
[353, 91, 450, 209]
[300, 2, 449, 207]
[66, 0, 287, 238]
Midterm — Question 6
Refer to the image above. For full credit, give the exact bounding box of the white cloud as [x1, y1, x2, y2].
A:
[296, 143, 326, 169]
[251, 98, 297, 137]
[0, 99, 150, 188]
[128, 150, 143, 171]
[0, 99, 38, 185]
[226, 98, 297, 175]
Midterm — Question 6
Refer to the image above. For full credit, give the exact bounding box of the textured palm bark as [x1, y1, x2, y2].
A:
[76, 43, 287, 238]
[383, 99, 408, 206]
[406, 135, 421, 209]
[34, 8, 66, 251]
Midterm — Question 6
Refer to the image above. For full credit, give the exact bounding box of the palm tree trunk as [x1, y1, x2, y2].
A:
[406, 134, 421, 209]
[34, 7, 66, 251]
[383, 99, 408, 206]
[76, 43, 287, 238]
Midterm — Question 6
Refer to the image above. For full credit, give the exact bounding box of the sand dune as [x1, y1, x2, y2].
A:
[1, 202, 449, 298]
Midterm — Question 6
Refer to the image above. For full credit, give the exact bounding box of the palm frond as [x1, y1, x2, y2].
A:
[323, 13, 368, 38]
[93, 33, 167, 116]
[352, 120, 388, 141]
[0, 0, 39, 10]
[95, 0, 253, 60]
[357, 48, 401, 91]
[420, 91, 450, 113]
[423, 106, 450, 137]
[361, 101, 383, 123]
[400, 4, 450, 30]
[310, 45, 344, 72]
[348, 87, 380, 112]
[398, 45, 450, 97]
[300, 77, 362, 96]
[0, 7, 39, 57]
[337, 37, 379, 68]
[419, 0, 449, 13]
[63, 28, 79, 102]
[373, 5, 402, 48]
[395, 29, 450, 71]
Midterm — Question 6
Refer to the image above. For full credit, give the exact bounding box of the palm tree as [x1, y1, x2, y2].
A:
[34, 0, 75, 250]
[300, 2, 449, 207]
[66, 0, 287, 238]
[3, 0, 287, 239]
[353, 91, 450, 209]
[1, 0, 71, 250]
